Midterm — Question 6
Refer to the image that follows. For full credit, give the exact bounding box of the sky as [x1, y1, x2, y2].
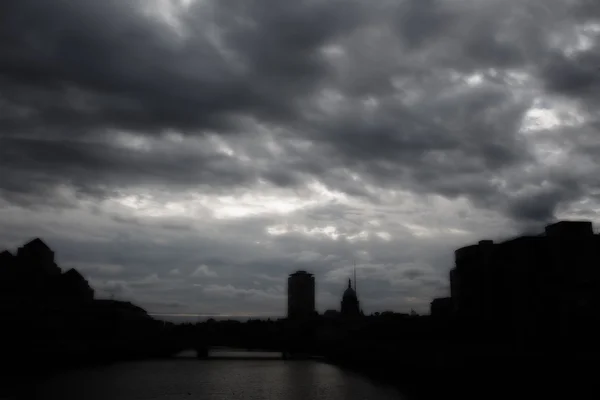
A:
[1, 0, 600, 317]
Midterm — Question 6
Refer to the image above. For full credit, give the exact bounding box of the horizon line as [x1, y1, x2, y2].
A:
[149, 313, 285, 318]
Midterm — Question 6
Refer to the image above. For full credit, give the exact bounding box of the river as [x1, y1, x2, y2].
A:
[25, 350, 409, 400]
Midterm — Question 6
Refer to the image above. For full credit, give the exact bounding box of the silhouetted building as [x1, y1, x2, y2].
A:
[0, 237, 177, 378]
[430, 297, 453, 319]
[287, 271, 315, 319]
[16, 238, 61, 276]
[0, 250, 16, 274]
[0, 250, 17, 298]
[545, 220, 593, 238]
[60, 268, 95, 302]
[450, 239, 496, 321]
[341, 278, 361, 317]
[0, 250, 15, 265]
[93, 299, 152, 320]
[449, 220, 600, 346]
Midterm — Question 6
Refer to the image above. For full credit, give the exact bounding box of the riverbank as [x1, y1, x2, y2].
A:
[2, 346, 182, 399]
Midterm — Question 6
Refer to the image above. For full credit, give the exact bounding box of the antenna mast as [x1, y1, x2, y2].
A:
[354, 260, 357, 293]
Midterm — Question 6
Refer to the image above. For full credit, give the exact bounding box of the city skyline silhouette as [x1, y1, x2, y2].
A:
[3, 0, 600, 398]
[3, 219, 600, 399]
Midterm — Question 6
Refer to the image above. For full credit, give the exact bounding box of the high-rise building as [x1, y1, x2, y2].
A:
[448, 220, 600, 346]
[287, 270, 315, 319]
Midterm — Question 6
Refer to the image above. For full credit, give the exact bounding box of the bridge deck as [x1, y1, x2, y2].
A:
[174, 348, 326, 361]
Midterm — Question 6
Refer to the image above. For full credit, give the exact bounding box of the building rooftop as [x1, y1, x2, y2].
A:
[457, 220, 597, 255]
[94, 299, 149, 316]
[544, 220, 594, 237]
[22, 238, 52, 252]
[63, 268, 87, 281]
[343, 286, 357, 299]
[290, 270, 313, 276]
[546, 220, 593, 228]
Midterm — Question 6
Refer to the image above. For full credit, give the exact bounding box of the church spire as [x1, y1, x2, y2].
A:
[348, 278, 352, 289]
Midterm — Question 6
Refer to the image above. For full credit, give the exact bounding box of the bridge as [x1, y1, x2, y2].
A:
[172, 347, 325, 361]
[153, 317, 365, 362]
[158, 321, 330, 360]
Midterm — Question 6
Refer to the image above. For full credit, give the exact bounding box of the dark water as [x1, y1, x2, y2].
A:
[27, 352, 406, 400]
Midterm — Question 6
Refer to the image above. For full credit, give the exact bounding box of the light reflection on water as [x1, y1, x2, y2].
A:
[29, 352, 407, 400]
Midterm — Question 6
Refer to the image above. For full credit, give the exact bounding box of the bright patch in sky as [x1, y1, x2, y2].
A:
[107, 178, 355, 222]
[266, 224, 346, 241]
[113, 195, 190, 218]
[347, 230, 370, 242]
[208, 135, 237, 157]
[519, 98, 590, 167]
[376, 232, 392, 241]
[521, 107, 562, 132]
[142, 0, 198, 36]
[464, 73, 484, 86]
[403, 223, 470, 238]
[560, 23, 600, 57]
[113, 132, 153, 152]
[209, 195, 316, 219]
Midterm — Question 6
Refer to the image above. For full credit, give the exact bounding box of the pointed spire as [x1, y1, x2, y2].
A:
[348, 278, 352, 289]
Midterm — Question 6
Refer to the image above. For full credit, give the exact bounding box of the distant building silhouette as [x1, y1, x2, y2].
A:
[323, 309, 340, 318]
[287, 271, 315, 319]
[0, 250, 14, 264]
[60, 268, 95, 302]
[430, 297, 452, 319]
[0, 250, 16, 274]
[93, 299, 153, 321]
[341, 278, 361, 317]
[16, 238, 61, 276]
[0, 250, 17, 297]
[0, 237, 189, 377]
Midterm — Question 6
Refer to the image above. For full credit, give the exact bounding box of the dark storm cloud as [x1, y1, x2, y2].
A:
[1, 0, 593, 222]
[0, 135, 255, 204]
[0, 0, 238, 134]
[0, 0, 366, 208]
[393, 0, 456, 49]
[542, 47, 600, 102]
[0, 0, 361, 138]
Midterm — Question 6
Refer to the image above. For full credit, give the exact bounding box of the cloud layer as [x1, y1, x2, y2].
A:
[2, 0, 600, 316]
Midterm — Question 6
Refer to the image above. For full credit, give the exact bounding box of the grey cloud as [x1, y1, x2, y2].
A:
[0, 0, 361, 140]
[0, 135, 254, 205]
[393, 0, 457, 49]
[3, 0, 600, 315]
[402, 268, 426, 280]
[0, 0, 588, 225]
[191, 265, 218, 278]
[542, 48, 600, 101]
[129, 274, 163, 289]
[67, 262, 125, 278]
